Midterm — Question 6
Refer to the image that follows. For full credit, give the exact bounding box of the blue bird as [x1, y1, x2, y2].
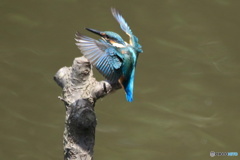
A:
[75, 8, 143, 102]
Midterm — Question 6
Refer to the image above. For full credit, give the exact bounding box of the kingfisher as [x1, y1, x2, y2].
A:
[75, 8, 143, 102]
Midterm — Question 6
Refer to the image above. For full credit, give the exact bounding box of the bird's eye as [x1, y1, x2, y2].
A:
[105, 35, 110, 39]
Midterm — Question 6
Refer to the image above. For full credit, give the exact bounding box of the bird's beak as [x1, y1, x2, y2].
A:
[85, 28, 104, 37]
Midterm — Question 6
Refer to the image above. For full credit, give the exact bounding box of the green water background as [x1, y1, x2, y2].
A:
[1, 0, 240, 159]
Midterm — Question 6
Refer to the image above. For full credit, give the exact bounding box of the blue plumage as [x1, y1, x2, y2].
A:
[75, 8, 143, 102]
[123, 68, 135, 102]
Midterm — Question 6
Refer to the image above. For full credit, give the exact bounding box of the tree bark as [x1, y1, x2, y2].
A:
[54, 56, 121, 160]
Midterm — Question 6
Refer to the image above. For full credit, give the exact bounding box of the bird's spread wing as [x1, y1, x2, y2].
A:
[111, 8, 142, 53]
[111, 8, 132, 36]
[75, 32, 123, 82]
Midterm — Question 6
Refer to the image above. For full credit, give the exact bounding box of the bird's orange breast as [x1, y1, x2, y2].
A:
[118, 76, 126, 88]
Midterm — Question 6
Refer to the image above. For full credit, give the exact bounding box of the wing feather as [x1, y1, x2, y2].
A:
[111, 8, 143, 53]
[75, 32, 123, 82]
[111, 8, 132, 36]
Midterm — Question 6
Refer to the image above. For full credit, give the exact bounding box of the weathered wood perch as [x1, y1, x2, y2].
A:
[54, 56, 121, 160]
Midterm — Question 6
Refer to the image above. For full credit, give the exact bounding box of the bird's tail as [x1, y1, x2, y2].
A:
[123, 69, 135, 102]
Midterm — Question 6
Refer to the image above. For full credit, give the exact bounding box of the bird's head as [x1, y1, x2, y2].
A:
[86, 28, 126, 47]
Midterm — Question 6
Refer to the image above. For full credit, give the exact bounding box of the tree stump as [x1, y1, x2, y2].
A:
[54, 56, 121, 160]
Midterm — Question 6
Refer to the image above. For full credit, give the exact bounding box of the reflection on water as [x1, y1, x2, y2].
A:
[1, 0, 240, 160]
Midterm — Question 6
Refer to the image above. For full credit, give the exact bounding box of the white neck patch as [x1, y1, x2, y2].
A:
[111, 41, 128, 48]
[112, 43, 125, 48]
